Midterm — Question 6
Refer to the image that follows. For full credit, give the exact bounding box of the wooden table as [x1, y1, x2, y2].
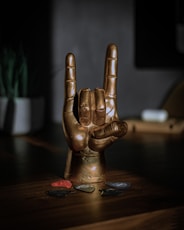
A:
[0, 124, 184, 229]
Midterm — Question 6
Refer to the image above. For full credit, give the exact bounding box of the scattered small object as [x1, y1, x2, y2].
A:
[99, 188, 124, 196]
[105, 181, 131, 190]
[47, 189, 72, 198]
[74, 184, 95, 193]
[51, 179, 72, 189]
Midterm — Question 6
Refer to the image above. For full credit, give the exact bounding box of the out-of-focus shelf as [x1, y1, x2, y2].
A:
[125, 118, 184, 135]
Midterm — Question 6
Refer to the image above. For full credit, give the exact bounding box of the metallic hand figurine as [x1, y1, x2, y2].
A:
[63, 44, 127, 183]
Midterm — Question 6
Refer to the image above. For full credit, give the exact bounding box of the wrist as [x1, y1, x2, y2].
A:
[78, 146, 102, 157]
[65, 147, 106, 184]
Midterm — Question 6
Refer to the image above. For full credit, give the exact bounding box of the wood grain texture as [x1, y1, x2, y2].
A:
[0, 125, 184, 229]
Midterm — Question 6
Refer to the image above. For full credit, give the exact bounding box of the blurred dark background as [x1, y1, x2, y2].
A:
[0, 0, 184, 125]
[135, 0, 184, 68]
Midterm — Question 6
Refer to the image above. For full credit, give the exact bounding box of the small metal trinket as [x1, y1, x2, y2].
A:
[105, 181, 131, 190]
[47, 189, 72, 198]
[99, 188, 124, 196]
[63, 44, 128, 184]
[74, 184, 95, 193]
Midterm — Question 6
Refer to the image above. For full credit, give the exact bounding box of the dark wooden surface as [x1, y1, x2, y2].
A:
[0, 124, 184, 229]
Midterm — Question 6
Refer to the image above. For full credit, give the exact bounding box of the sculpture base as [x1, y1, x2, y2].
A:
[64, 150, 106, 184]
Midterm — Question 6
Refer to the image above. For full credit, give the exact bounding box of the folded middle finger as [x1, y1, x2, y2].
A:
[78, 88, 91, 126]
[93, 88, 106, 126]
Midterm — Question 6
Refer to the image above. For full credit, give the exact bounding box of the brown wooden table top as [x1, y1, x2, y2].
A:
[0, 124, 184, 229]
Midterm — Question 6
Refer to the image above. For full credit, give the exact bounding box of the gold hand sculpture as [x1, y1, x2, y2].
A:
[63, 44, 127, 183]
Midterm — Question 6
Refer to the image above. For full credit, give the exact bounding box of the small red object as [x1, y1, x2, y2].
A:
[51, 179, 72, 189]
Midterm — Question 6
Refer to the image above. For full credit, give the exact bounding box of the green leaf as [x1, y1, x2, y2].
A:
[0, 46, 30, 98]
[0, 64, 6, 96]
[19, 56, 28, 97]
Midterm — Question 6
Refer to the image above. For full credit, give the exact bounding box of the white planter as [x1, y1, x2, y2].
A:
[0, 97, 45, 135]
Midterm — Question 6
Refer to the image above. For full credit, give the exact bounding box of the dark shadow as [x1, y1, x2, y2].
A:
[3, 98, 15, 134]
[134, 0, 184, 69]
[0, 1, 52, 125]
[30, 98, 45, 134]
[105, 136, 184, 191]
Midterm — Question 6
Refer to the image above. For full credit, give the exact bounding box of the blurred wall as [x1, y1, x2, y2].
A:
[50, 0, 184, 123]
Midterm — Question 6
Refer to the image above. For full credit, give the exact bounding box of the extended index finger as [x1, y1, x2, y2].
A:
[104, 44, 118, 98]
[64, 53, 77, 112]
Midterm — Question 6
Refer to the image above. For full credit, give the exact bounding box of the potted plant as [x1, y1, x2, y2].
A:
[0, 47, 45, 135]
